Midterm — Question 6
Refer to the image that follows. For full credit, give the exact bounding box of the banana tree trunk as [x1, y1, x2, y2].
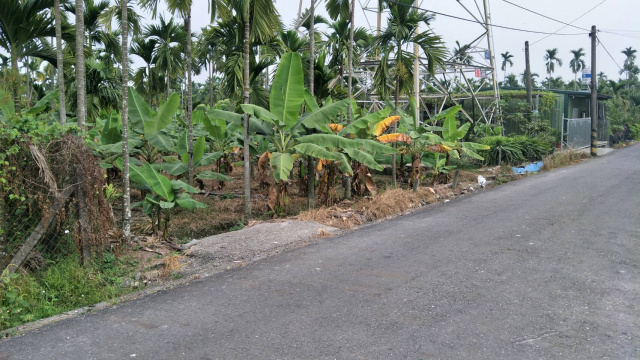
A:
[121, 0, 131, 243]
[75, 0, 87, 129]
[242, 8, 252, 219]
[412, 152, 420, 192]
[186, 9, 194, 187]
[54, 0, 66, 126]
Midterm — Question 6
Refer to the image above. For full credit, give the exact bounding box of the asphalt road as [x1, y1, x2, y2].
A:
[2, 146, 639, 359]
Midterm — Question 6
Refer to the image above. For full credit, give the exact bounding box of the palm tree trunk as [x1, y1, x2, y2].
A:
[392, 75, 399, 188]
[147, 64, 152, 104]
[54, 0, 66, 126]
[121, 0, 131, 243]
[307, 0, 315, 209]
[186, 8, 194, 187]
[75, 0, 87, 129]
[11, 51, 20, 113]
[242, 7, 252, 219]
[344, 0, 355, 200]
[209, 59, 214, 107]
[25, 58, 32, 106]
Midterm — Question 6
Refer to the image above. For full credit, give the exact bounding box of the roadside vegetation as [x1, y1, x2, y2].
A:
[1, 0, 638, 332]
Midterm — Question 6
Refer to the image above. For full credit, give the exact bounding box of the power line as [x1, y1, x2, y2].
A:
[501, 0, 590, 32]
[597, 36, 624, 72]
[384, 0, 588, 36]
[530, 0, 607, 46]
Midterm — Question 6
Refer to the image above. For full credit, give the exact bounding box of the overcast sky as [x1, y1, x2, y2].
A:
[149, 0, 637, 84]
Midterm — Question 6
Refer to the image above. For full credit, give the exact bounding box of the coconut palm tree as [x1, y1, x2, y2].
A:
[544, 48, 562, 89]
[500, 51, 514, 81]
[569, 48, 586, 90]
[372, 0, 447, 186]
[0, 0, 60, 112]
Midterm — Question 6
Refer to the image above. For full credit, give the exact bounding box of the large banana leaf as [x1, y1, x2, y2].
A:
[171, 180, 199, 193]
[341, 108, 391, 136]
[196, 152, 224, 167]
[270, 152, 294, 182]
[297, 134, 362, 150]
[147, 133, 173, 152]
[196, 170, 233, 181]
[360, 139, 397, 155]
[270, 52, 305, 129]
[0, 89, 15, 118]
[201, 110, 226, 140]
[293, 143, 341, 162]
[26, 90, 59, 115]
[127, 87, 149, 133]
[129, 163, 175, 202]
[145, 92, 180, 137]
[240, 104, 278, 124]
[344, 148, 383, 171]
[100, 111, 122, 145]
[301, 98, 350, 130]
[175, 193, 208, 209]
[153, 162, 188, 176]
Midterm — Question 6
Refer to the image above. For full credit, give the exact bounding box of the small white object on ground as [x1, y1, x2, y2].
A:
[444, 200, 450, 203]
[478, 175, 487, 188]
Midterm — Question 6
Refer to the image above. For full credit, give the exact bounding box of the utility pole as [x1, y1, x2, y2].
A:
[413, 0, 420, 125]
[590, 25, 598, 157]
[483, 0, 500, 125]
[525, 41, 533, 111]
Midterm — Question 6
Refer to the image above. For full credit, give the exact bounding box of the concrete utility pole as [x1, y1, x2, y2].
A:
[525, 41, 533, 111]
[590, 25, 598, 157]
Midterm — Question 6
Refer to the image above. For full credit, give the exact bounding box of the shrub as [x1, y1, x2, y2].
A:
[511, 136, 552, 162]
[479, 136, 525, 166]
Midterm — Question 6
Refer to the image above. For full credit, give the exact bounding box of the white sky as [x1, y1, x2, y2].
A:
[6, 0, 638, 86]
[169, 0, 638, 84]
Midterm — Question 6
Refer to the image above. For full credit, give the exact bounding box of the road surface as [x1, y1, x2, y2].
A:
[1, 146, 639, 359]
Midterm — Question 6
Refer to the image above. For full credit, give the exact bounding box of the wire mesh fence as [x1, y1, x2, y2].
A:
[0, 135, 116, 275]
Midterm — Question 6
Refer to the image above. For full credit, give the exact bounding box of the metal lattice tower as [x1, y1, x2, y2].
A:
[356, 0, 501, 124]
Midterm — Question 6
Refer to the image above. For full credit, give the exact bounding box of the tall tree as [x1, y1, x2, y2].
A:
[620, 47, 637, 82]
[543, 48, 562, 90]
[54, 0, 67, 125]
[75, 0, 87, 128]
[307, 0, 315, 208]
[143, 16, 185, 98]
[130, 37, 158, 104]
[373, 0, 447, 186]
[569, 48, 586, 90]
[121, 0, 131, 242]
[225, 0, 279, 218]
[0, 0, 58, 112]
[500, 51, 514, 81]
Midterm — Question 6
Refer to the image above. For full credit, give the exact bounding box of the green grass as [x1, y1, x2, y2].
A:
[1, 252, 139, 331]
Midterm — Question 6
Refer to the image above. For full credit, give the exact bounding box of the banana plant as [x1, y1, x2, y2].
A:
[338, 107, 405, 196]
[126, 161, 207, 239]
[302, 98, 397, 203]
[231, 52, 352, 213]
